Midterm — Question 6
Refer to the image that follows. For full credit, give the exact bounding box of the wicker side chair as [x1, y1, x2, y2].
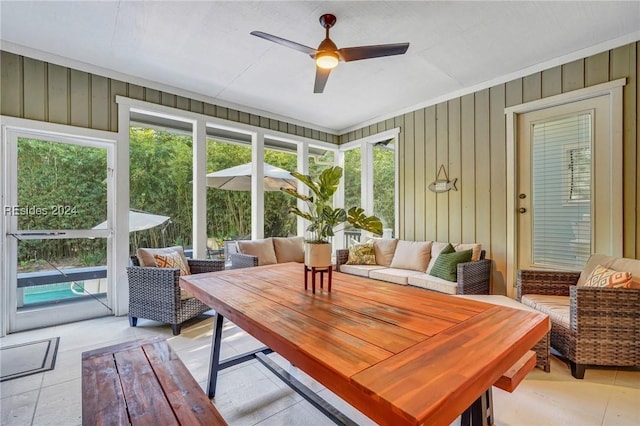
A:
[127, 256, 225, 335]
[517, 268, 640, 379]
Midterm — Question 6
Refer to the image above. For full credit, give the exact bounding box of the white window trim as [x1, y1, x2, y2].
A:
[337, 128, 401, 247]
[116, 96, 337, 261]
[504, 78, 625, 293]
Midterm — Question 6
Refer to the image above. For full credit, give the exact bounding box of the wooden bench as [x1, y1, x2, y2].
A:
[82, 337, 227, 426]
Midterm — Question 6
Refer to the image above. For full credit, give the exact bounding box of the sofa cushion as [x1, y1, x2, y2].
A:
[577, 253, 640, 287]
[369, 268, 423, 285]
[273, 236, 304, 263]
[137, 246, 190, 274]
[339, 264, 386, 277]
[454, 243, 482, 261]
[153, 251, 190, 276]
[372, 238, 399, 267]
[408, 274, 458, 295]
[237, 238, 278, 266]
[520, 294, 570, 327]
[390, 240, 432, 272]
[430, 248, 473, 282]
[427, 242, 452, 273]
[346, 240, 376, 265]
[582, 264, 633, 288]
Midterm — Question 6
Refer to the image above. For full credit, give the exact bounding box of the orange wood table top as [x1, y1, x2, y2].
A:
[181, 262, 549, 426]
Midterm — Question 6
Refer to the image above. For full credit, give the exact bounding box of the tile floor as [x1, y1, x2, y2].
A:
[1, 313, 639, 426]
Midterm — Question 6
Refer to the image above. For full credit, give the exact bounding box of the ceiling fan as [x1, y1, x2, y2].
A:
[251, 14, 410, 94]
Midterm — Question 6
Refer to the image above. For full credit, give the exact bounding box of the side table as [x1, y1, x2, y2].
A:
[304, 265, 332, 293]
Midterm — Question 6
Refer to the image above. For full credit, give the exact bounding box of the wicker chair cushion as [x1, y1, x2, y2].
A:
[137, 246, 191, 274]
[520, 294, 570, 327]
[237, 238, 277, 266]
[582, 264, 632, 288]
[390, 240, 432, 272]
[273, 236, 304, 263]
[577, 253, 640, 287]
[430, 248, 473, 282]
[346, 240, 376, 265]
[153, 251, 190, 276]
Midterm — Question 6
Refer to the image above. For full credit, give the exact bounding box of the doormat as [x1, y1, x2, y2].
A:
[0, 337, 60, 382]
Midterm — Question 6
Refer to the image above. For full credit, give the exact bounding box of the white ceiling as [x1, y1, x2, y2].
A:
[1, 1, 638, 133]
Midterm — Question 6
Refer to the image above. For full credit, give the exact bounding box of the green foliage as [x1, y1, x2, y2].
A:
[282, 166, 382, 243]
[15, 129, 394, 269]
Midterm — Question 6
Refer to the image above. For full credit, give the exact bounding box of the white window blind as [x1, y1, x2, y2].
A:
[531, 113, 591, 270]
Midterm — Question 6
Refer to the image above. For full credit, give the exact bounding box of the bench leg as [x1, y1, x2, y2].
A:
[172, 324, 181, 335]
[129, 316, 137, 327]
[208, 313, 225, 398]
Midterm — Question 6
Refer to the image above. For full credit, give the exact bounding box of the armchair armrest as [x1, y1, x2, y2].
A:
[517, 269, 580, 300]
[456, 259, 491, 294]
[230, 253, 259, 269]
[126, 265, 181, 306]
[187, 258, 225, 274]
[335, 249, 349, 272]
[570, 286, 640, 366]
[571, 285, 640, 331]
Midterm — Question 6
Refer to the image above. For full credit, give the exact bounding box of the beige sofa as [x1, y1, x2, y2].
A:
[229, 236, 304, 268]
[336, 239, 490, 295]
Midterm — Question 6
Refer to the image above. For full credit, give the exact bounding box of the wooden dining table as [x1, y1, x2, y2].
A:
[180, 262, 549, 426]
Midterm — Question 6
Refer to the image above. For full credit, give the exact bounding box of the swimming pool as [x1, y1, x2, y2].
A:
[23, 283, 88, 305]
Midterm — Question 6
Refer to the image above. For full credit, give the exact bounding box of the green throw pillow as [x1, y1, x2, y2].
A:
[346, 240, 376, 265]
[430, 248, 473, 282]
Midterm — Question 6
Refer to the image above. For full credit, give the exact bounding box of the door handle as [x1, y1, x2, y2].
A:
[519, 208, 527, 214]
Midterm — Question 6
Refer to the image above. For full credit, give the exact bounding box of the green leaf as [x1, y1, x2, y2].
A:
[347, 207, 383, 236]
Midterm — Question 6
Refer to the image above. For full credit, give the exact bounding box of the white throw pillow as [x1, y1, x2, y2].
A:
[389, 240, 432, 272]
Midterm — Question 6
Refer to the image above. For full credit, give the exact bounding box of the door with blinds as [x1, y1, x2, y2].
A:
[517, 95, 611, 271]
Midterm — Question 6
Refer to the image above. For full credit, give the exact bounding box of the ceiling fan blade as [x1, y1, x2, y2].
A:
[314, 67, 331, 93]
[338, 43, 409, 62]
[250, 31, 317, 56]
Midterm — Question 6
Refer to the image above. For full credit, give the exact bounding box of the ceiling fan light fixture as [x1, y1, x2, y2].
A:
[316, 51, 339, 69]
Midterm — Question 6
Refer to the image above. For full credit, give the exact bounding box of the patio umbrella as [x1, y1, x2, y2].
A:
[206, 162, 297, 191]
[93, 210, 170, 232]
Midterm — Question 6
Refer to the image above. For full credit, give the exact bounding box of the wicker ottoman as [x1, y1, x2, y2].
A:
[455, 294, 551, 372]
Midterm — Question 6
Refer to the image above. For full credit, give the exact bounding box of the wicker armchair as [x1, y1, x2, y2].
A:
[127, 256, 225, 335]
[517, 264, 640, 379]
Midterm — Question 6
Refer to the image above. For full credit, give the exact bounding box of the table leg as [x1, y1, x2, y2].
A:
[304, 265, 308, 290]
[207, 313, 225, 398]
[320, 270, 324, 289]
[460, 388, 493, 426]
[311, 267, 316, 293]
[328, 266, 332, 292]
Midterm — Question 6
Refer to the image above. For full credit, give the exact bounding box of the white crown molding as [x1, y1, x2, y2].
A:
[0, 40, 338, 136]
[339, 32, 640, 134]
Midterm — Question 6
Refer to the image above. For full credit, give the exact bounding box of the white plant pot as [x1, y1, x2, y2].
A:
[304, 243, 332, 268]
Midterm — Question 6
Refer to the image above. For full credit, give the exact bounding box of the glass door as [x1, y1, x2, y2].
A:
[4, 129, 114, 332]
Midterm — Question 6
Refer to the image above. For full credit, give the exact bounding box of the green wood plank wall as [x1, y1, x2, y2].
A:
[0, 51, 338, 144]
[341, 42, 639, 294]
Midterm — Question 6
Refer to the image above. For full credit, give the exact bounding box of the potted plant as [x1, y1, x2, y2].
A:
[281, 166, 383, 267]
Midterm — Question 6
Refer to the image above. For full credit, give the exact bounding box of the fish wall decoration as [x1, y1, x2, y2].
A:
[428, 164, 457, 193]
